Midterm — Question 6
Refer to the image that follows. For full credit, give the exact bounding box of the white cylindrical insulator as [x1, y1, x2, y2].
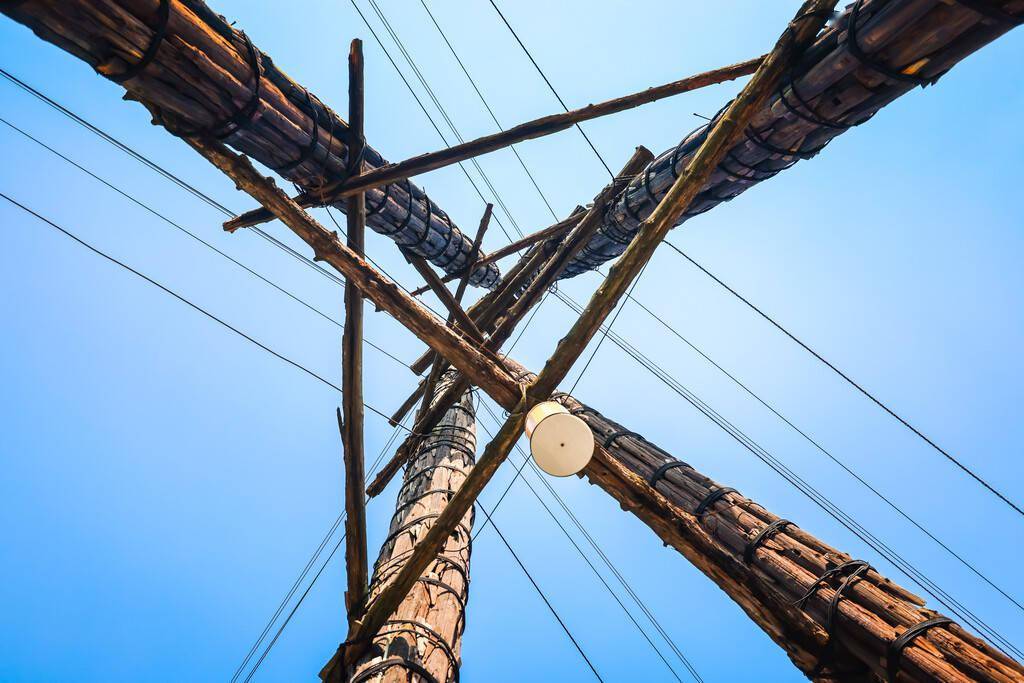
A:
[525, 401, 594, 477]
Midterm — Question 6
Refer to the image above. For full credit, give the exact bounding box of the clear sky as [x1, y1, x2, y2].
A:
[1, 2, 1022, 681]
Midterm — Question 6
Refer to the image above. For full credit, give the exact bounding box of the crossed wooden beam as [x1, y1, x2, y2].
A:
[179, 1, 835, 677]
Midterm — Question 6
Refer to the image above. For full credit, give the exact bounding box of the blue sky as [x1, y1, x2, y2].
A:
[1, 1, 1022, 681]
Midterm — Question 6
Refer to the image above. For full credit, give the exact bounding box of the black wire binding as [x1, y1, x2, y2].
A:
[602, 430, 642, 448]
[823, 561, 871, 635]
[108, 0, 170, 84]
[373, 619, 460, 683]
[418, 576, 469, 635]
[743, 519, 794, 564]
[846, 0, 931, 87]
[272, 89, 321, 174]
[372, 551, 469, 597]
[954, 0, 1023, 25]
[743, 125, 829, 161]
[886, 616, 953, 682]
[393, 488, 457, 517]
[398, 464, 466, 498]
[648, 461, 691, 488]
[162, 31, 264, 140]
[366, 179, 392, 219]
[693, 487, 737, 517]
[794, 559, 870, 608]
[379, 514, 473, 555]
[350, 657, 439, 683]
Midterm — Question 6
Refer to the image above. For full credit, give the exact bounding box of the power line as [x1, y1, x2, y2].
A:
[0, 115, 411, 371]
[485, 0, 614, 177]
[0, 191, 411, 431]
[235, 416, 409, 683]
[0, 67, 450, 322]
[462, 7, 1024, 522]
[553, 290, 1024, 660]
[665, 243, 1024, 521]
[595, 284, 1024, 614]
[417, 0, 560, 223]
[474, 400, 702, 682]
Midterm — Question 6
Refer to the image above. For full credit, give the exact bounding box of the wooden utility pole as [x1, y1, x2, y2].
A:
[330, 380, 477, 683]
[226, 56, 764, 230]
[9, 2, 1024, 682]
[341, 38, 368, 621]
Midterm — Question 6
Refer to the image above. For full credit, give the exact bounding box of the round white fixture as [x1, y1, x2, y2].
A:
[524, 401, 594, 477]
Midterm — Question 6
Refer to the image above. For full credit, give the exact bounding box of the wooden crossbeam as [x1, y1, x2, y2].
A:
[185, 137, 523, 409]
[400, 248, 483, 341]
[325, 4, 833, 676]
[409, 210, 580, 296]
[417, 205, 493, 418]
[223, 56, 764, 232]
[369, 149, 649, 497]
[340, 39, 368, 623]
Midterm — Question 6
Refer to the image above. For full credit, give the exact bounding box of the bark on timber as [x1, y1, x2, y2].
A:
[561, 0, 1024, 279]
[342, 385, 475, 683]
[0, 0, 500, 287]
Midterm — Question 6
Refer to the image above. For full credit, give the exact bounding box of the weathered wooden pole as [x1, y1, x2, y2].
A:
[559, 391, 1024, 682]
[225, 56, 765, 231]
[333, 380, 477, 683]
[340, 38, 368, 622]
[327, 1, 836, 673]
[0, 0, 501, 287]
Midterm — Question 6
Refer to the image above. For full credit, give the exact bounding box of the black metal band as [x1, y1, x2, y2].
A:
[393, 488, 457, 517]
[272, 89, 321, 174]
[109, 0, 170, 84]
[886, 617, 953, 682]
[744, 126, 828, 161]
[743, 519, 793, 564]
[954, 0, 1023, 25]
[394, 179, 417, 238]
[694, 486, 737, 516]
[399, 464, 465, 497]
[350, 657, 439, 683]
[648, 460, 691, 488]
[375, 619, 460, 683]
[794, 559, 870, 608]
[366, 179, 391, 219]
[372, 551, 468, 596]
[823, 561, 871, 635]
[602, 429, 642, 448]
[846, 0, 930, 87]
[380, 513, 472, 553]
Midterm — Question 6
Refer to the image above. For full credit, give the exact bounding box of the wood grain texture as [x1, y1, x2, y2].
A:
[0, 0, 500, 287]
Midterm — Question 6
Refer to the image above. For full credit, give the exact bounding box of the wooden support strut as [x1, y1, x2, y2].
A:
[366, 148, 652, 499]
[323, 3, 835, 677]
[340, 38, 368, 623]
[183, 135, 523, 410]
[224, 55, 764, 232]
[409, 211, 579, 296]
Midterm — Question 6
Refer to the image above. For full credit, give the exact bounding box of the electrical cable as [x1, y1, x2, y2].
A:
[586, 283, 1024, 614]
[0, 191, 415, 433]
[0, 115, 411, 371]
[474, 402, 702, 682]
[417, 0, 560, 223]
[665, 242, 1024, 521]
[485, 0, 614, 177]
[553, 290, 1024, 660]
[236, 416, 408, 682]
[464, 8, 1024, 521]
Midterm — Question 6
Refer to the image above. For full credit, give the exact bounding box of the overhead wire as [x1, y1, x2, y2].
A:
[553, 290, 1024, 660]
[473, 5, 1024, 521]
[236, 415, 409, 683]
[0, 66, 451, 323]
[474, 400, 702, 682]
[0, 191, 414, 433]
[0, 115, 411, 371]
[581, 280, 1024, 614]
[665, 242, 1024, 520]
